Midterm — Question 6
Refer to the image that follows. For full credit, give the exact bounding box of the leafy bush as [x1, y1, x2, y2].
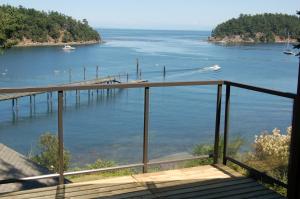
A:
[246, 127, 291, 184]
[192, 136, 244, 165]
[85, 159, 115, 169]
[30, 133, 71, 173]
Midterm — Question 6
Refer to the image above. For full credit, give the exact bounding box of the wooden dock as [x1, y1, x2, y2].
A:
[0, 165, 285, 199]
[0, 77, 116, 101]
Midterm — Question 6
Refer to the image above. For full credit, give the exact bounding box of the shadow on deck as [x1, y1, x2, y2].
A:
[0, 165, 285, 199]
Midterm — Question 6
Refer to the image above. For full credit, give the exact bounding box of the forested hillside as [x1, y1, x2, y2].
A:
[209, 13, 300, 43]
[0, 5, 101, 48]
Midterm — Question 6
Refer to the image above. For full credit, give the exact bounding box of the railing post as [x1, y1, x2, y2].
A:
[58, 91, 64, 184]
[223, 84, 231, 165]
[143, 87, 150, 173]
[287, 58, 300, 199]
[213, 84, 222, 164]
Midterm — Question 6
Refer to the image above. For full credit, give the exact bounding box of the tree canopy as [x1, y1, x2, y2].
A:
[0, 5, 101, 48]
[294, 11, 300, 56]
[212, 13, 300, 43]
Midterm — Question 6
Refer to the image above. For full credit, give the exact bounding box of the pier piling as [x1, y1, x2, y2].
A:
[84, 67, 86, 80]
[29, 95, 33, 116]
[69, 69, 72, 83]
[136, 58, 139, 74]
[96, 65, 99, 79]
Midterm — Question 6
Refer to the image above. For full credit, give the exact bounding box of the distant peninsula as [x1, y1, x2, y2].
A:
[209, 13, 300, 43]
[0, 5, 101, 48]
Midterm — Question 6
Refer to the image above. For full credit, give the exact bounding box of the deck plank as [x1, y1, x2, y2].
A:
[0, 165, 285, 199]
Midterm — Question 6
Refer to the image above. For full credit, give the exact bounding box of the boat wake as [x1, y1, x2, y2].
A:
[162, 64, 221, 79]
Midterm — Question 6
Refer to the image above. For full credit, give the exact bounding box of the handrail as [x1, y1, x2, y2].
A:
[0, 80, 295, 99]
[0, 80, 295, 190]
[0, 80, 224, 93]
[225, 80, 296, 99]
[222, 81, 293, 189]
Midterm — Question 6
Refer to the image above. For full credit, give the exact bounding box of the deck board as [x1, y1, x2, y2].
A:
[0, 165, 285, 199]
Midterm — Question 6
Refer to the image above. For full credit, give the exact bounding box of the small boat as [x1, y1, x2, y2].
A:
[211, 64, 221, 71]
[283, 50, 295, 55]
[62, 45, 76, 50]
[283, 32, 295, 55]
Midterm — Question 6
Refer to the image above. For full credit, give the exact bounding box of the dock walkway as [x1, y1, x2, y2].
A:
[0, 77, 116, 101]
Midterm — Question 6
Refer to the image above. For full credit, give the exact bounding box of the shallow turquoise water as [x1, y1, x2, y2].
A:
[0, 29, 298, 167]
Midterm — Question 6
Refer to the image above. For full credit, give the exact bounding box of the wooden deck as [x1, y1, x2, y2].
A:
[0, 165, 285, 199]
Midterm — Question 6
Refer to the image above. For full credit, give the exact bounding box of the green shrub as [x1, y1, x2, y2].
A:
[246, 127, 291, 184]
[30, 133, 71, 173]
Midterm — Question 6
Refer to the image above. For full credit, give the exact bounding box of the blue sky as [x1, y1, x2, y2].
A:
[0, 0, 298, 30]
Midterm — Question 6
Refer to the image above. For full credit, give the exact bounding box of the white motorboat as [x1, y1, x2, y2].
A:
[62, 45, 76, 50]
[211, 64, 221, 71]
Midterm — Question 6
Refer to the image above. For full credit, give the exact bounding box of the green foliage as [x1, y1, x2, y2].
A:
[68, 159, 134, 182]
[189, 136, 244, 166]
[85, 159, 115, 169]
[193, 136, 244, 158]
[246, 128, 290, 185]
[0, 5, 101, 48]
[294, 11, 300, 56]
[212, 13, 300, 42]
[30, 133, 71, 173]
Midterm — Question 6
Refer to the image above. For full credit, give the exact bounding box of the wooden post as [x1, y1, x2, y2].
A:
[57, 91, 64, 185]
[12, 99, 16, 121]
[84, 66, 86, 81]
[33, 94, 36, 113]
[163, 66, 166, 77]
[69, 69, 72, 83]
[47, 93, 49, 111]
[213, 84, 222, 164]
[96, 65, 99, 79]
[223, 84, 231, 165]
[136, 58, 139, 74]
[139, 69, 142, 80]
[50, 92, 53, 112]
[143, 87, 150, 173]
[16, 98, 18, 111]
[29, 95, 33, 116]
[287, 57, 300, 199]
[64, 92, 67, 108]
[12, 99, 15, 111]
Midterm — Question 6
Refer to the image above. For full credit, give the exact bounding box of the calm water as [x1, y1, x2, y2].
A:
[0, 29, 298, 168]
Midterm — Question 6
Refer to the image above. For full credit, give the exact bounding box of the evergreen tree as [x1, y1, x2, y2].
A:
[294, 11, 300, 56]
[0, 5, 101, 48]
[212, 13, 300, 42]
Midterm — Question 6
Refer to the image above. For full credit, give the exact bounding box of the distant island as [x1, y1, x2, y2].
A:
[209, 13, 300, 43]
[0, 5, 101, 48]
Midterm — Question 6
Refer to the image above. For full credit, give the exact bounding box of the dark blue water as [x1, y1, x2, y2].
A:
[0, 29, 298, 168]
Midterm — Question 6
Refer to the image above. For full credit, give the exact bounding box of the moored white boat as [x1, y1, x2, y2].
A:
[62, 45, 76, 50]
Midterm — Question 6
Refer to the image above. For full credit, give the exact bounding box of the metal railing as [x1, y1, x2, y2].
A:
[0, 80, 296, 190]
[222, 81, 296, 189]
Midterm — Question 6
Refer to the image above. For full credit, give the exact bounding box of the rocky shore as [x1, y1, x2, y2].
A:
[15, 40, 101, 47]
[208, 35, 297, 44]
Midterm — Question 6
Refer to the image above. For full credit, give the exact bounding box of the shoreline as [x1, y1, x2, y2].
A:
[208, 36, 297, 44]
[14, 40, 101, 47]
